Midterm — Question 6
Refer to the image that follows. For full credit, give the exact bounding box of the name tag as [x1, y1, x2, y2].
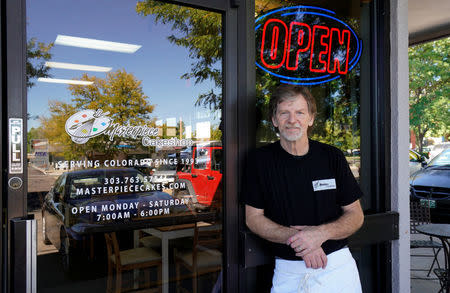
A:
[312, 179, 336, 191]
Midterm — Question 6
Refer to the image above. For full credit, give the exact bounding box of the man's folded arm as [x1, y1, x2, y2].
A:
[319, 199, 364, 241]
[245, 204, 298, 244]
[288, 200, 364, 256]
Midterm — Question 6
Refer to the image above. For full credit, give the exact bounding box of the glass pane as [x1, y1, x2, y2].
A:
[254, 0, 368, 187]
[253, 1, 375, 292]
[26, 1, 223, 292]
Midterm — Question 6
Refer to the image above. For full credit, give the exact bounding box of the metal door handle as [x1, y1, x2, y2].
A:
[11, 216, 37, 293]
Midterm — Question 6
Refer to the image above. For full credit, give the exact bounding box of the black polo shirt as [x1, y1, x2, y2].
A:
[243, 139, 363, 260]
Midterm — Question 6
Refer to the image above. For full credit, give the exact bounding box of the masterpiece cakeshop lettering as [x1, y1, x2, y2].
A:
[65, 109, 193, 146]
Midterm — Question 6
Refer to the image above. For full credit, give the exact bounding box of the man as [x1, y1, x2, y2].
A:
[243, 85, 364, 293]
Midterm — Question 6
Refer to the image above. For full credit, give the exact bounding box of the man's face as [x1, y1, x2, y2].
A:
[272, 95, 314, 142]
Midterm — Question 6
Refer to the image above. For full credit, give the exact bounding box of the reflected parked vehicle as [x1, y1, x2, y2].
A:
[174, 142, 223, 211]
[409, 149, 427, 175]
[42, 168, 187, 272]
[151, 164, 177, 185]
[429, 142, 450, 161]
[410, 149, 450, 223]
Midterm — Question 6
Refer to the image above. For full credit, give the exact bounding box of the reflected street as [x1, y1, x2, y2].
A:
[28, 165, 59, 193]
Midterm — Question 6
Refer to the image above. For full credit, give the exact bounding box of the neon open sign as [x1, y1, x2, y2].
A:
[255, 6, 362, 85]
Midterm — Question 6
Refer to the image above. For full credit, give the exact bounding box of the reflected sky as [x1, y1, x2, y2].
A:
[26, 0, 221, 130]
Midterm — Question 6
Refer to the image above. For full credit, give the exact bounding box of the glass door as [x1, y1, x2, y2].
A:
[26, 1, 225, 292]
[245, 1, 392, 292]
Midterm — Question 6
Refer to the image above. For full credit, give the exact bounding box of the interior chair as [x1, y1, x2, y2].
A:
[174, 223, 222, 293]
[138, 231, 162, 250]
[104, 232, 162, 293]
[410, 201, 442, 278]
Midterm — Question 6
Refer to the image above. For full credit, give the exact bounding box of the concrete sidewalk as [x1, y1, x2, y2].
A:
[410, 233, 445, 293]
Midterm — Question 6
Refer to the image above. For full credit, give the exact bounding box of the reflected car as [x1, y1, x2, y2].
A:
[429, 143, 450, 161]
[42, 168, 187, 272]
[174, 142, 222, 212]
[410, 148, 450, 223]
[151, 164, 177, 185]
[351, 149, 361, 156]
[409, 149, 427, 176]
[422, 147, 431, 159]
[168, 148, 192, 161]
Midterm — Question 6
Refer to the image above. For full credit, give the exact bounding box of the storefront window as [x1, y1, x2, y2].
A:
[27, 0, 223, 292]
[252, 1, 378, 292]
[254, 0, 371, 183]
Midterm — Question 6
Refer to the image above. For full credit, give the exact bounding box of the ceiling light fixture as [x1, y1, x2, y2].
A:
[55, 35, 141, 53]
[45, 61, 112, 72]
[37, 77, 93, 85]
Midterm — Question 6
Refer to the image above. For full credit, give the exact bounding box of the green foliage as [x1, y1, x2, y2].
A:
[41, 69, 155, 160]
[136, 1, 222, 110]
[26, 38, 53, 88]
[210, 124, 222, 141]
[135, 1, 360, 152]
[409, 37, 450, 151]
[312, 69, 361, 152]
[40, 101, 79, 160]
[68, 69, 155, 125]
[27, 127, 44, 153]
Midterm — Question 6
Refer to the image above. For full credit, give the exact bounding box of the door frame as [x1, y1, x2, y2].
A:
[2, 0, 245, 292]
[2, 0, 399, 292]
[239, 0, 398, 292]
[3, 0, 28, 290]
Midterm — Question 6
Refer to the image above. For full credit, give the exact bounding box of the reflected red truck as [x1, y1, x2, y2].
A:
[174, 142, 223, 211]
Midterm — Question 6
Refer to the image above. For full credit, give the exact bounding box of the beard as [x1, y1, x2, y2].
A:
[279, 125, 304, 142]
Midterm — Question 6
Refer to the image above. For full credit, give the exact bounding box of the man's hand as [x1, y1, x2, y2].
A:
[287, 225, 327, 257]
[287, 200, 364, 256]
[300, 247, 328, 269]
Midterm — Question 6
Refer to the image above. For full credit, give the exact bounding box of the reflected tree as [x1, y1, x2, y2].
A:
[254, 8, 361, 151]
[26, 38, 53, 88]
[135, 1, 362, 153]
[136, 1, 222, 110]
[27, 126, 44, 153]
[211, 124, 222, 141]
[40, 101, 78, 160]
[40, 69, 156, 160]
[310, 69, 360, 152]
[68, 69, 154, 125]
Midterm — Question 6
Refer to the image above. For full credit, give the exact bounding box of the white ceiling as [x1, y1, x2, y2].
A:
[409, 0, 450, 45]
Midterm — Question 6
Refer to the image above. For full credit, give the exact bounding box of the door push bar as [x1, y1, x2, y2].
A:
[11, 216, 36, 293]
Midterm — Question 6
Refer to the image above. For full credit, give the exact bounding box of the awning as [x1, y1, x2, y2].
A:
[409, 0, 450, 46]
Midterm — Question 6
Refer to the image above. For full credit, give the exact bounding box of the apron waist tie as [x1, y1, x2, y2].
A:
[298, 272, 322, 293]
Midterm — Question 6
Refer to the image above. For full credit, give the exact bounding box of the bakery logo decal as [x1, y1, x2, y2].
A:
[65, 109, 112, 144]
[256, 6, 362, 85]
[65, 109, 193, 147]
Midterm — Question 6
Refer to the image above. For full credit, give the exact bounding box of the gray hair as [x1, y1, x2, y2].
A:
[269, 84, 317, 119]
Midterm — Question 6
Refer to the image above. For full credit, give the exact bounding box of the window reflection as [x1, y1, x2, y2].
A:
[253, 1, 373, 292]
[255, 0, 364, 181]
[27, 0, 223, 292]
[195, 148, 210, 170]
